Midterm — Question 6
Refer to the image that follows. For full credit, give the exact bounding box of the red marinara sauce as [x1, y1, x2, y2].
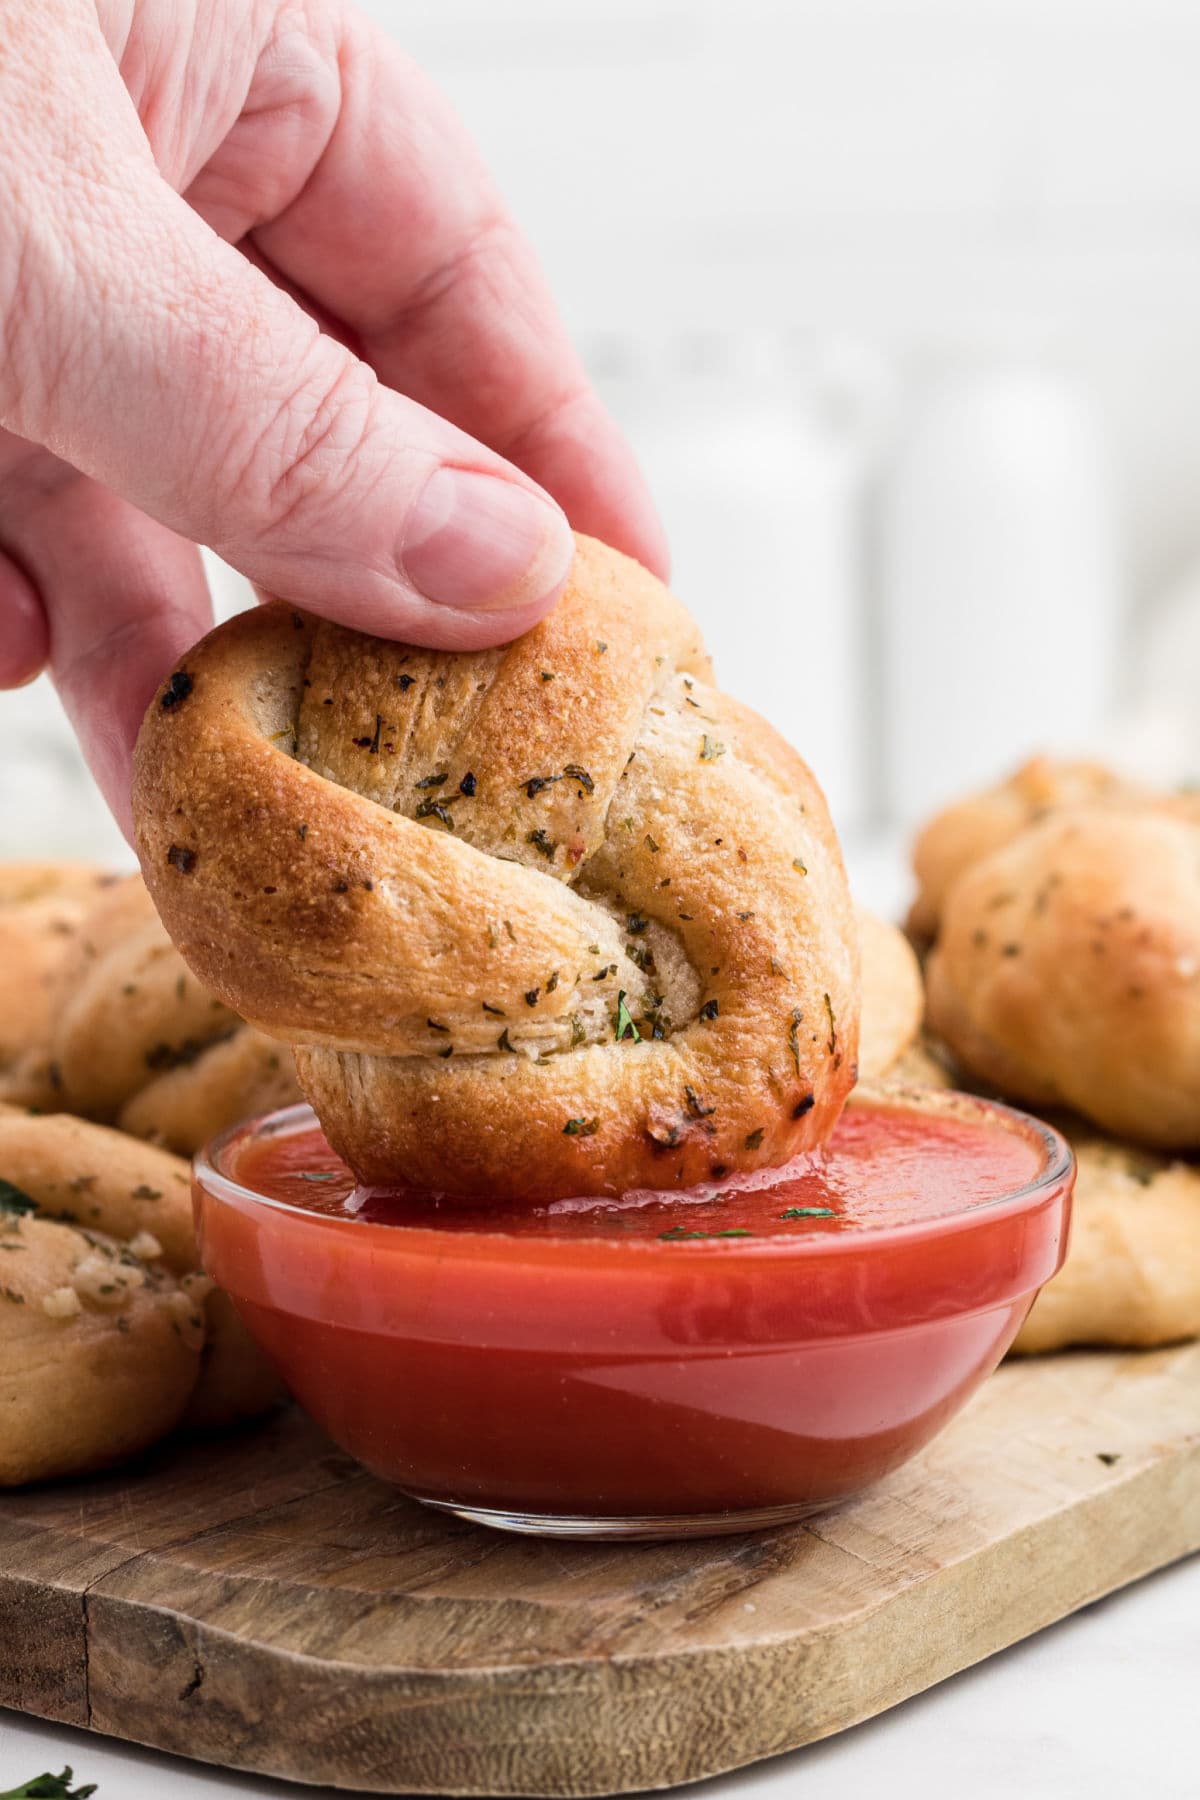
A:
[196, 1094, 1073, 1533]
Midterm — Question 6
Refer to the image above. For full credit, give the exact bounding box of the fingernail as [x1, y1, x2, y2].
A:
[402, 468, 573, 612]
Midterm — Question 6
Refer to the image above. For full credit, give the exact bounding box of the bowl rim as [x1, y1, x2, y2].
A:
[193, 1086, 1075, 1263]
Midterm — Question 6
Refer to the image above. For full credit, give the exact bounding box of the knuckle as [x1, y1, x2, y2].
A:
[222, 346, 383, 544]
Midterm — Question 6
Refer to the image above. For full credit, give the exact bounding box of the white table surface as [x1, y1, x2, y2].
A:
[3, 1549, 1197, 1800]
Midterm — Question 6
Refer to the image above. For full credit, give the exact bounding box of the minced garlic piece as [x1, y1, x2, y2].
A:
[42, 1286, 83, 1320]
[72, 1253, 142, 1309]
[129, 1231, 164, 1262]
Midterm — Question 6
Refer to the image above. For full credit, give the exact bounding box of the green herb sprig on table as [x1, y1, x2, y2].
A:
[0, 1769, 98, 1799]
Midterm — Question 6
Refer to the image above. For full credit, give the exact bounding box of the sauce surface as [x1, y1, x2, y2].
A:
[230, 1102, 1043, 1241]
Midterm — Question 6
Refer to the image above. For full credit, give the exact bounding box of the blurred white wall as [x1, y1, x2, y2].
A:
[5, 0, 1200, 881]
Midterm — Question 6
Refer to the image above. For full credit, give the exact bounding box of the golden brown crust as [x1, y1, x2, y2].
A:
[856, 908, 923, 1079]
[9, 872, 302, 1153]
[133, 534, 859, 1201]
[0, 1106, 280, 1483]
[1012, 1130, 1200, 1352]
[908, 757, 1145, 944]
[925, 806, 1200, 1147]
[0, 863, 119, 1108]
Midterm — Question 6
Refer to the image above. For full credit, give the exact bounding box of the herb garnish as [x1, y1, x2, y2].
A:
[700, 735, 726, 761]
[563, 763, 595, 793]
[0, 1767, 98, 1798]
[563, 1117, 599, 1137]
[160, 670, 192, 710]
[427, 1019, 450, 1033]
[699, 999, 719, 1022]
[497, 1029, 517, 1053]
[541, 670, 555, 682]
[482, 1002, 505, 1017]
[524, 988, 540, 1007]
[824, 992, 837, 1056]
[615, 991, 641, 1042]
[595, 640, 607, 654]
[415, 772, 448, 790]
[459, 772, 477, 796]
[744, 1128, 765, 1150]
[659, 1226, 752, 1241]
[788, 1008, 804, 1075]
[415, 799, 454, 829]
[626, 912, 649, 935]
[396, 672, 416, 691]
[780, 1206, 835, 1220]
[793, 1093, 815, 1119]
[527, 828, 557, 860]
[299, 1171, 337, 1183]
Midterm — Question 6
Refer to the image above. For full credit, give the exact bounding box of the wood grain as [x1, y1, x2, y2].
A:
[0, 1344, 1197, 1796]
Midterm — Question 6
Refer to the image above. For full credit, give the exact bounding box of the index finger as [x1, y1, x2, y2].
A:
[198, 10, 667, 578]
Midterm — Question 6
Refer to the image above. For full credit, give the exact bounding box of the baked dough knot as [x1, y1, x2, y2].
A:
[0, 1106, 280, 1485]
[133, 535, 860, 1200]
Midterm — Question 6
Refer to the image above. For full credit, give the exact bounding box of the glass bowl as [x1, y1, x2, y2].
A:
[194, 1089, 1073, 1540]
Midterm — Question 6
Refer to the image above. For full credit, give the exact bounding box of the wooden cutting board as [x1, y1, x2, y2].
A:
[1, 1342, 1197, 1797]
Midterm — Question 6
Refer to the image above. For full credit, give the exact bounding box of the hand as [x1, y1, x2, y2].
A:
[0, 0, 666, 836]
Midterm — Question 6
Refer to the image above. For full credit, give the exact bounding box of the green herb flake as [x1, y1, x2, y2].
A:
[824, 992, 837, 1056]
[563, 763, 595, 794]
[482, 1001, 506, 1017]
[299, 1171, 338, 1183]
[563, 1117, 599, 1137]
[160, 670, 193, 711]
[700, 735, 726, 762]
[595, 640, 608, 655]
[0, 1766, 98, 1798]
[541, 670, 555, 682]
[497, 1029, 517, 1053]
[427, 1019, 450, 1033]
[788, 1007, 804, 1076]
[527, 828, 557, 861]
[659, 1226, 752, 1241]
[614, 991, 642, 1043]
[130, 1185, 161, 1201]
[744, 1128, 765, 1150]
[780, 1206, 836, 1220]
[415, 798, 454, 829]
[569, 1014, 587, 1047]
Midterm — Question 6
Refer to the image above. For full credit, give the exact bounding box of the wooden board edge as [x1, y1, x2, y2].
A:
[72, 1437, 1200, 1797]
